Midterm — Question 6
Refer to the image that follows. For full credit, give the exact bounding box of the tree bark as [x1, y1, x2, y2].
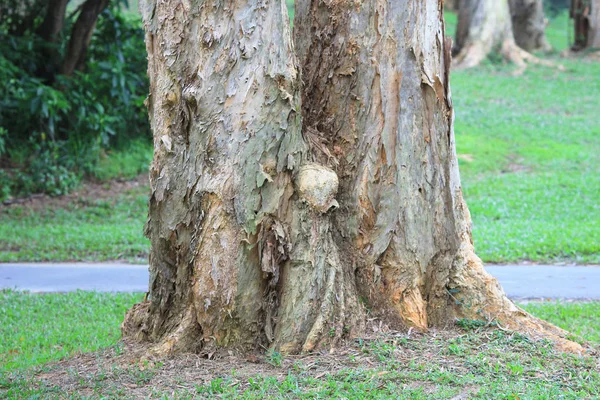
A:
[446, 0, 458, 11]
[61, 0, 110, 76]
[592, 0, 600, 48]
[123, 0, 581, 356]
[454, 0, 521, 68]
[573, 0, 600, 50]
[36, 0, 69, 42]
[509, 0, 551, 52]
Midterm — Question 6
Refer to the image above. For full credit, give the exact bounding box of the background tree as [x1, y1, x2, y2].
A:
[571, 0, 600, 50]
[453, 0, 550, 70]
[123, 0, 580, 355]
[61, 0, 110, 75]
[446, 0, 458, 11]
[509, 0, 551, 51]
[592, 0, 600, 48]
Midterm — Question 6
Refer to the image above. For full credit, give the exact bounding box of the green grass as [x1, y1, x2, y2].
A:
[0, 292, 598, 399]
[521, 301, 600, 343]
[450, 13, 600, 264]
[0, 184, 149, 262]
[0, 290, 143, 373]
[94, 139, 152, 181]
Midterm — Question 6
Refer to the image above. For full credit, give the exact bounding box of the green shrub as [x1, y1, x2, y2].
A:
[0, 3, 150, 199]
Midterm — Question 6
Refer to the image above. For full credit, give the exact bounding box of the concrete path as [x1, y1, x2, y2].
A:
[0, 263, 148, 293]
[1, 263, 599, 300]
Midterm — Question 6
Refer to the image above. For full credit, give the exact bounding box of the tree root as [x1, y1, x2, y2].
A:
[448, 241, 584, 355]
[453, 40, 564, 75]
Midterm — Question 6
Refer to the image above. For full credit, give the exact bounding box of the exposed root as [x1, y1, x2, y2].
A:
[121, 301, 151, 341]
[147, 307, 202, 356]
[302, 260, 339, 352]
[122, 303, 203, 357]
[448, 241, 584, 355]
[453, 39, 563, 75]
[501, 41, 563, 75]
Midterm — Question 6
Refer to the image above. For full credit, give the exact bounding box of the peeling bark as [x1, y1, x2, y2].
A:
[123, 0, 582, 356]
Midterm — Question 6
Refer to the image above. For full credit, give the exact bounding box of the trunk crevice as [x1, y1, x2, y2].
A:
[122, 0, 582, 356]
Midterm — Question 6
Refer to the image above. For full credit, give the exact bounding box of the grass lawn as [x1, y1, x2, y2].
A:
[447, 12, 600, 264]
[0, 12, 598, 264]
[0, 183, 149, 262]
[0, 291, 598, 398]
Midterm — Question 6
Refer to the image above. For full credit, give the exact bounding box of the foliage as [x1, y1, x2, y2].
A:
[0, 3, 150, 201]
[0, 0, 45, 35]
[544, 0, 570, 17]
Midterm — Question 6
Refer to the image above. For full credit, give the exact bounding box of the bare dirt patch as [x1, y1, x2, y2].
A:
[29, 333, 445, 398]
[16, 330, 598, 398]
[1, 174, 149, 212]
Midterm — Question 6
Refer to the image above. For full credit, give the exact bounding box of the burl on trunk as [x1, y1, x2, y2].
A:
[122, 0, 580, 355]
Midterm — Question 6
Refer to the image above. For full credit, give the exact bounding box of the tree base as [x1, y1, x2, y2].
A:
[453, 39, 560, 75]
[123, 238, 584, 356]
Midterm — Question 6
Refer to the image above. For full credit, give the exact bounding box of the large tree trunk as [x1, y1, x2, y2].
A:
[453, 0, 544, 70]
[61, 0, 110, 76]
[123, 0, 581, 355]
[509, 0, 551, 52]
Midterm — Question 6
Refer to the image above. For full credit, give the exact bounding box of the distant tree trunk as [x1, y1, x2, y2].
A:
[36, 0, 69, 42]
[61, 0, 110, 76]
[123, 0, 581, 356]
[592, 0, 600, 48]
[454, 0, 550, 70]
[572, 0, 600, 50]
[446, 0, 458, 11]
[509, 0, 551, 51]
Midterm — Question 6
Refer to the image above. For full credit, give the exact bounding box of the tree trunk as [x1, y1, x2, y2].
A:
[61, 0, 110, 76]
[446, 0, 458, 11]
[453, 0, 542, 70]
[123, 0, 581, 355]
[509, 0, 551, 52]
[37, 0, 69, 42]
[592, 0, 600, 48]
[573, 0, 600, 50]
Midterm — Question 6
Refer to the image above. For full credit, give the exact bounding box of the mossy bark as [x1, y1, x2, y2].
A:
[123, 0, 581, 356]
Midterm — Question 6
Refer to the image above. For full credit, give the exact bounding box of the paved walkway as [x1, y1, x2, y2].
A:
[1, 263, 599, 300]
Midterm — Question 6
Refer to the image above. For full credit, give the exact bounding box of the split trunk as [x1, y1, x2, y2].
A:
[123, 0, 579, 355]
